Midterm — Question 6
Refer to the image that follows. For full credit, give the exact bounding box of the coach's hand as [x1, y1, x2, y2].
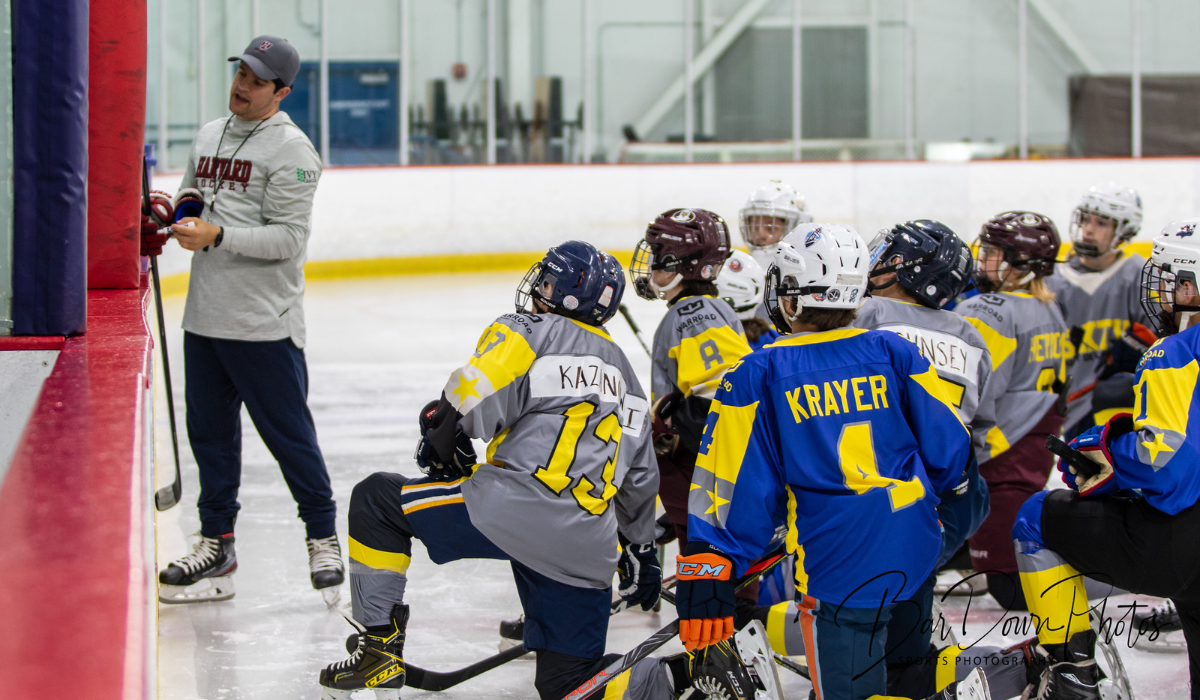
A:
[172, 218, 221, 251]
[675, 542, 736, 651]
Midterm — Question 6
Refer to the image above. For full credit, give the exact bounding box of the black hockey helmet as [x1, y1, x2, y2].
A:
[516, 240, 625, 326]
[867, 220, 973, 309]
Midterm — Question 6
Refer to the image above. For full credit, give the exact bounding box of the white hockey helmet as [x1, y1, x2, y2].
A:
[715, 249, 766, 320]
[1070, 182, 1143, 257]
[764, 223, 869, 332]
[1141, 219, 1200, 335]
[739, 180, 813, 268]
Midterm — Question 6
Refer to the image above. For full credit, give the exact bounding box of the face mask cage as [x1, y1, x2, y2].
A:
[763, 265, 810, 333]
[740, 212, 794, 251]
[1140, 259, 1200, 336]
[515, 262, 558, 314]
[629, 240, 659, 300]
[1071, 207, 1120, 258]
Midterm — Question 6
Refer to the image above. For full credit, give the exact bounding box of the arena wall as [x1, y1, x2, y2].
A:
[152, 157, 1200, 286]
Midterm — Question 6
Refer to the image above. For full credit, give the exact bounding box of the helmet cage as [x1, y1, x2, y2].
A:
[1070, 208, 1121, 258]
[1140, 258, 1200, 336]
[763, 265, 834, 333]
[630, 240, 680, 300]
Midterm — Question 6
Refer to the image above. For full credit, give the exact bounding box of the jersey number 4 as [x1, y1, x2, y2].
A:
[533, 402, 622, 516]
[838, 422, 925, 511]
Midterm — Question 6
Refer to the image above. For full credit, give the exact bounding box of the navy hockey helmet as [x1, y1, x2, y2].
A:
[866, 220, 973, 309]
[516, 240, 625, 326]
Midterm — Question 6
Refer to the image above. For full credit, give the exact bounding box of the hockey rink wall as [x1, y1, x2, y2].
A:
[153, 156, 1200, 290]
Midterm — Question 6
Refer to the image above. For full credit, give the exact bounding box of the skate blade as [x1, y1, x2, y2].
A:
[1137, 629, 1187, 654]
[319, 688, 401, 700]
[321, 585, 343, 610]
[935, 570, 988, 597]
[957, 667, 990, 700]
[734, 620, 784, 700]
[159, 576, 235, 604]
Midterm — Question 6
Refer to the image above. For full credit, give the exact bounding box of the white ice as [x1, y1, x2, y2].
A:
[154, 273, 1191, 699]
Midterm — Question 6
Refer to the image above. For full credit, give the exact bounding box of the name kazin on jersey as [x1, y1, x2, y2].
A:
[651, 295, 752, 403]
[442, 313, 659, 589]
[955, 292, 1071, 463]
[853, 296, 993, 427]
[687, 328, 971, 608]
[1046, 253, 1150, 428]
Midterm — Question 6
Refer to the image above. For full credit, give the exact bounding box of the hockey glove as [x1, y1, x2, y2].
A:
[616, 533, 662, 612]
[414, 399, 477, 481]
[173, 187, 205, 221]
[675, 542, 737, 651]
[1064, 414, 1133, 498]
[140, 216, 170, 258]
[146, 189, 176, 226]
[651, 394, 681, 456]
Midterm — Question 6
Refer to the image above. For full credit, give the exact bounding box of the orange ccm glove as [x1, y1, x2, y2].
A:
[674, 544, 736, 651]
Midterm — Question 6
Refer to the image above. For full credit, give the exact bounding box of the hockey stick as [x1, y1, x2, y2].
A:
[404, 584, 663, 691]
[1044, 435, 1100, 481]
[618, 304, 652, 357]
[564, 547, 788, 700]
[141, 157, 184, 511]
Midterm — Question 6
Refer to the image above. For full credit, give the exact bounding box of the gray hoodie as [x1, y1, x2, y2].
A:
[179, 111, 322, 347]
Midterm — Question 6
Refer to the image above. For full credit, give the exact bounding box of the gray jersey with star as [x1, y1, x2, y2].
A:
[443, 312, 658, 590]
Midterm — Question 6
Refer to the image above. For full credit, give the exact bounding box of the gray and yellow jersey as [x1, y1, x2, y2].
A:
[443, 312, 659, 590]
[1045, 253, 1150, 427]
[651, 295, 752, 403]
[955, 291, 1071, 463]
[853, 296, 993, 427]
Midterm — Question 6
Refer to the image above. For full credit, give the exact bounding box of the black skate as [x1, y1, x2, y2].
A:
[929, 667, 991, 700]
[320, 604, 408, 700]
[497, 614, 524, 652]
[689, 639, 755, 700]
[158, 533, 237, 604]
[307, 534, 345, 609]
[1133, 598, 1187, 653]
[1023, 659, 1103, 700]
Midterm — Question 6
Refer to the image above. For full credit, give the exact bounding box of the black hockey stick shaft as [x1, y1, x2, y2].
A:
[618, 304, 652, 357]
[141, 156, 183, 512]
[565, 547, 788, 700]
[1044, 434, 1100, 481]
[151, 255, 183, 511]
[405, 589, 636, 690]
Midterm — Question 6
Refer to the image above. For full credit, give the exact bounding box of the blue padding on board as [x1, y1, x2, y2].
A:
[11, 0, 89, 336]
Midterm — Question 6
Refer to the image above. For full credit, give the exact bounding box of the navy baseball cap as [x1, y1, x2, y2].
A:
[228, 35, 300, 87]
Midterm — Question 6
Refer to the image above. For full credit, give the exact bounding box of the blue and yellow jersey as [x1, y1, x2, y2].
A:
[1105, 324, 1200, 515]
[651, 295, 753, 403]
[687, 328, 972, 608]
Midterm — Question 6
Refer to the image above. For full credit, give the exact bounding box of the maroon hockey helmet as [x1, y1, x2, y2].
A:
[973, 211, 1060, 291]
[630, 208, 732, 300]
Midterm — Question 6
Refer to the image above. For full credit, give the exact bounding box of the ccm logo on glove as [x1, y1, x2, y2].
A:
[677, 554, 732, 580]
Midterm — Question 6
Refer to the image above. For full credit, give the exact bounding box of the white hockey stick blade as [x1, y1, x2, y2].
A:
[159, 575, 235, 604]
[956, 667, 990, 700]
[735, 620, 784, 700]
[319, 687, 401, 700]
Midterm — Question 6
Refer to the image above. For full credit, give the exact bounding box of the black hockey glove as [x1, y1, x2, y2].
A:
[654, 390, 713, 455]
[414, 398, 477, 481]
[616, 533, 662, 612]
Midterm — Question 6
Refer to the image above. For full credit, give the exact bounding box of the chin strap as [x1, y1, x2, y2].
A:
[650, 272, 683, 299]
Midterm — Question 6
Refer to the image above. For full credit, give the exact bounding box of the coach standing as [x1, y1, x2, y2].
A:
[157, 36, 344, 606]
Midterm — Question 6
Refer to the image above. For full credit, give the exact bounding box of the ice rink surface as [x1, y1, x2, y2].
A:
[154, 273, 1191, 699]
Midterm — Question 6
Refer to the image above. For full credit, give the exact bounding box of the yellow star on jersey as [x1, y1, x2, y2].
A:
[451, 374, 482, 404]
[705, 487, 730, 515]
[1142, 431, 1176, 463]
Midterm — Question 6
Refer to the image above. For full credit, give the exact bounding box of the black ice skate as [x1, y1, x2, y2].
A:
[307, 534, 346, 609]
[497, 614, 524, 652]
[688, 639, 756, 700]
[928, 667, 991, 700]
[158, 533, 237, 604]
[1024, 658, 1103, 700]
[1132, 598, 1187, 653]
[320, 604, 408, 700]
